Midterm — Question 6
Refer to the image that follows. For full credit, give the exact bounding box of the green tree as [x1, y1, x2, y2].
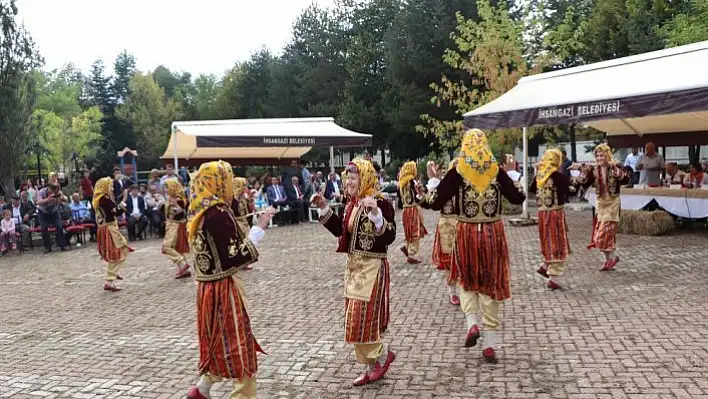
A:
[113, 50, 137, 104]
[0, 0, 42, 194]
[417, 0, 540, 155]
[192, 73, 220, 120]
[116, 73, 183, 168]
[85, 59, 115, 114]
[660, 0, 708, 46]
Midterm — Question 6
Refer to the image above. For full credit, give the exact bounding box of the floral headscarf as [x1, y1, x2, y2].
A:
[93, 177, 114, 210]
[456, 129, 499, 192]
[536, 148, 563, 189]
[165, 179, 186, 202]
[345, 158, 381, 199]
[594, 143, 615, 165]
[398, 161, 417, 191]
[232, 177, 248, 197]
[187, 161, 234, 241]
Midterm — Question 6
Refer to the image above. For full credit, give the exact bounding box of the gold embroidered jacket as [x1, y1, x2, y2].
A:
[429, 169, 526, 223]
[399, 180, 422, 208]
[163, 199, 187, 222]
[190, 204, 259, 282]
[320, 198, 396, 258]
[96, 197, 124, 226]
[578, 166, 630, 198]
[529, 171, 570, 211]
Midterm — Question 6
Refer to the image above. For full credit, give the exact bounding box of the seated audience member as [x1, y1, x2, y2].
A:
[124, 185, 149, 241]
[324, 172, 343, 201]
[144, 185, 166, 237]
[286, 176, 308, 222]
[684, 163, 708, 188]
[664, 162, 687, 186]
[1, 209, 16, 253]
[68, 193, 95, 243]
[266, 177, 288, 208]
[3, 193, 34, 249]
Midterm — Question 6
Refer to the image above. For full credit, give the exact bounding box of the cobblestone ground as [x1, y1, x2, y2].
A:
[1, 209, 708, 399]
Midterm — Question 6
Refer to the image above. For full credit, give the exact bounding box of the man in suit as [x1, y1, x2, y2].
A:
[112, 167, 133, 204]
[324, 172, 343, 201]
[286, 176, 309, 222]
[4, 192, 35, 248]
[266, 177, 288, 208]
[124, 185, 148, 241]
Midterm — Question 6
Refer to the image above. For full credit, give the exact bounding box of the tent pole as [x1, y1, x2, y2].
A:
[172, 128, 179, 170]
[522, 126, 529, 219]
[329, 146, 335, 173]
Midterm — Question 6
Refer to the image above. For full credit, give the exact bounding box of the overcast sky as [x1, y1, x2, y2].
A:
[17, 0, 335, 76]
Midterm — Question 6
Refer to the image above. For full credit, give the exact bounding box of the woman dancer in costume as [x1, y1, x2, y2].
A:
[312, 158, 397, 386]
[162, 180, 191, 279]
[398, 161, 427, 264]
[93, 177, 133, 292]
[420, 160, 460, 305]
[186, 161, 275, 399]
[577, 143, 629, 271]
[426, 129, 525, 363]
[529, 149, 571, 290]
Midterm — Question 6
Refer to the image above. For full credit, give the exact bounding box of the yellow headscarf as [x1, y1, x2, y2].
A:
[93, 177, 114, 210]
[536, 148, 563, 188]
[398, 161, 417, 191]
[594, 143, 615, 165]
[456, 129, 499, 192]
[232, 177, 248, 196]
[346, 158, 381, 199]
[187, 161, 235, 241]
[165, 179, 186, 202]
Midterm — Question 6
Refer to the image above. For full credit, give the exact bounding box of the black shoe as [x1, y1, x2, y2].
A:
[43, 248, 52, 254]
[60, 246, 70, 251]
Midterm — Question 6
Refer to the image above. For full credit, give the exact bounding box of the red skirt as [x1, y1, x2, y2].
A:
[538, 209, 571, 263]
[197, 277, 263, 380]
[344, 259, 390, 344]
[402, 206, 427, 242]
[175, 222, 190, 254]
[589, 219, 618, 252]
[451, 221, 511, 301]
[97, 225, 132, 263]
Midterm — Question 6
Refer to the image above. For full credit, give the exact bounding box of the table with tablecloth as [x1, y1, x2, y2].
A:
[585, 188, 708, 219]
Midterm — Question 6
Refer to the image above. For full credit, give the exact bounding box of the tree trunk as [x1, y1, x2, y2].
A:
[688, 145, 701, 165]
[0, 173, 15, 198]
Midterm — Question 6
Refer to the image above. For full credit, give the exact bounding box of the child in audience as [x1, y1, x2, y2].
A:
[1, 209, 17, 253]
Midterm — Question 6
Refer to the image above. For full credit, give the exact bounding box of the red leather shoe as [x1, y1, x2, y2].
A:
[482, 347, 497, 363]
[547, 280, 562, 290]
[400, 246, 408, 257]
[175, 264, 192, 279]
[449, 295, 460, 306]
[103, 284, 121, 292]
[465, 325, 480, 348]
[602, 256, 620, 271]
[536, 265, 549, 278]
[352, 372, 370, 386]
[187, 386, 208, 399]
[369, 351, 396, 382]
[407, 257, 422, 264]
[244, 264, 253, 270]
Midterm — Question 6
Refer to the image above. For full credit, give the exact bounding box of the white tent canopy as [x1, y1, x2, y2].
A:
[462, 40, 708, 217]
[161, 117, 373, 168]
[464, 40, 708, 137]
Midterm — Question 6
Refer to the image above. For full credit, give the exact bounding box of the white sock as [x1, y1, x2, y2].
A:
[376, 345, 388, 365]
[448, 285, 456, 296]
[550, 275, 562, 284]
[484, 330, 498, 349]
[465, 314, 478, 330]
[604, 251, 614, 262]
[197, 377, 212, 397]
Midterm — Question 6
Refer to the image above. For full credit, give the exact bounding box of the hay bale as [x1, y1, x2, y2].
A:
[619, 210, 675, 236]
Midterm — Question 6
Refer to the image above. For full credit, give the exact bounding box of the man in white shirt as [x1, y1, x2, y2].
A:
[160, 163, 183, 194]
[325, 172, 343, 201]
[124, 186, 148, 241]
[636, 142, 665, 186]
[287, 176, 309, 222]
[624, 148, 641, 185]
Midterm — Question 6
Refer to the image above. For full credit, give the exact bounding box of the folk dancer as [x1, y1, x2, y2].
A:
[420, 160, 460, 305]
[426, 129, 525, 362]
[232, 177, 256, 270]
[93, 177, 133, 292]
[576, 143, 629, 271]
[312, 158, 397, 386]
[398, 161, 427, 264]
[162, 180, 192, 279]
[529, 149, 572, 290]
[186, 161, 275, 399]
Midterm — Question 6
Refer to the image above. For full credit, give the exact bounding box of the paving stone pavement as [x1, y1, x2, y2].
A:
[1, 209, 708, 399]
